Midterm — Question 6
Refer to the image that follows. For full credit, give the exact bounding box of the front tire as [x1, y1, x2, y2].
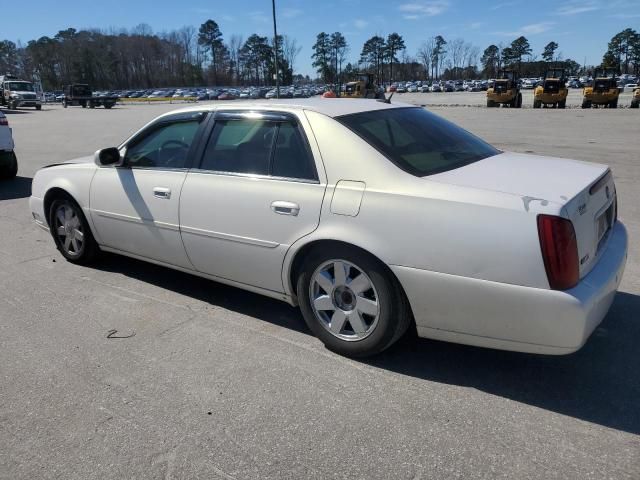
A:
[49, 197, 99, 264]
[297, 246, 411, 357]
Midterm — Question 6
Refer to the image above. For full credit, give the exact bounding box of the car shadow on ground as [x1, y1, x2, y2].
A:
[94, 253, 639, 435]
[370, 291, 640, 436]
[95, 252, 308, 335]
[0, 109, 32, 115]
[0, 176, 32, 200]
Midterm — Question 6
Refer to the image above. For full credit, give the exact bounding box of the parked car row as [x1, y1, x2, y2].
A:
[39, 85, 327, 104]
[389, 80, 490, 93]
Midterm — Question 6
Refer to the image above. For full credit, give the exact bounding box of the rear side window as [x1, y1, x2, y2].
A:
[200, 118, 317, 180]
[201, 119, 277, 175]
[272, 122, 316, 180]
[337, 107, 499, 177]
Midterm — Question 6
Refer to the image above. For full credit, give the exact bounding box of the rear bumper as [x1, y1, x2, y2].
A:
[392, 221, 628, 355]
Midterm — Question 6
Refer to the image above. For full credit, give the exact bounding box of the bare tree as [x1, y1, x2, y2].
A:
[418, 38, 435, 79]
[283, 35, 302, 75]
[229, 34, 243, 84]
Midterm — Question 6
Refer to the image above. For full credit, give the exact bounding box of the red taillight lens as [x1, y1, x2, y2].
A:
[537, 215, 579, 290]
[0, 117, 7, 126]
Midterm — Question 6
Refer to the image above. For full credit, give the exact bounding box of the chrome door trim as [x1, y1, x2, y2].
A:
[180, 225, 280, 248]
[187, 168, 321, 185]
[93, 209, 180, 232]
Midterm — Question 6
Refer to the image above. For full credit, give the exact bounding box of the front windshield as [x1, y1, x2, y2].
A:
[7, 82, 34, 92]
[337, 107, 500, 177]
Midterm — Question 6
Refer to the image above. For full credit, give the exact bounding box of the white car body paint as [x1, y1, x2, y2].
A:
[30, 99, 628, 354]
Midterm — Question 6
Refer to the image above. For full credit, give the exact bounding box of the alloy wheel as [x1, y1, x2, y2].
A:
[53, 204, 85, 256]
[309, 260, 380, 341]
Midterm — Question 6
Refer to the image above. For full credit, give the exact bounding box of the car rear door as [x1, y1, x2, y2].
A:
[90, 111, 209, 269]
[179, 110, 327, 293]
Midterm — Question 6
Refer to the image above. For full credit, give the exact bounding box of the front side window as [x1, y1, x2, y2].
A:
[125, 120, 200, 169]
[337, 107, 500, 177]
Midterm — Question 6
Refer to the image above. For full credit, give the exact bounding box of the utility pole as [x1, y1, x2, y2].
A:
[271, 0, 280, 99]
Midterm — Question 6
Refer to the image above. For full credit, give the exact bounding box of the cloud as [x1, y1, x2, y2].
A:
[222, 15, 235, 22]
[354, 19, 369, 29]
[607, 12, 640, 18]
[495, 22, 554, 36]
[555, 1, 600, 15]
[489, 1, 520, 10]
[281, 8, 302, 19]
[399, 1, 449, 18]
[249, 11, 269, 24]
[469, 22, 484, 29]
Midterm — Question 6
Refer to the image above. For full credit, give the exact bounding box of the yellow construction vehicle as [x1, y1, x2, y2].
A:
[582, 69, 620, 108]
[486, 70, 522, 108]
[631, 86, 639, 109]
[533, 68, 568, 108]
[342, 73, 384, 99]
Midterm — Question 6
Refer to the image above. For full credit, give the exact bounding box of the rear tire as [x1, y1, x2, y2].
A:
[558, 99, 566, 109]
[631, 100, 639, 109]
[35, 105, 42, 111]
[297, 246, 411, 357]
[0, 151, 17, 179]
[581, 100, 591, 109]
[533, 100, 541, 108]
[609, 99, 618, 109]
[63, 100, 68, 108]
[49, 197, 100, 265]
[487, 99, 496, 108]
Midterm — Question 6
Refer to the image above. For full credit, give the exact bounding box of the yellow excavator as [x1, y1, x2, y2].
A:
[631, 86, 639, 109]
[533, 68, 568, 108]
[487, 70, 522, 108]
[342, 73, 385, 99]
[582, 69, 620, 108]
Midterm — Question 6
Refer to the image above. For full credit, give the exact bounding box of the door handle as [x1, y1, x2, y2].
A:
[153, 187, 171, 199]
[271, 201, 300, 216]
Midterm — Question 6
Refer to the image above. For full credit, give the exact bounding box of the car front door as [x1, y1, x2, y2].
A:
[90, 111, 208, 269]
[179, 111, 326, 293]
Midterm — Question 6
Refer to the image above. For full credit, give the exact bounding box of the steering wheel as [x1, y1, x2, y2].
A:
[160, 139, 189, 167]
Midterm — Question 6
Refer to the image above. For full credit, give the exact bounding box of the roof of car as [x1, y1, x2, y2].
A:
[167, 97, 412, 119]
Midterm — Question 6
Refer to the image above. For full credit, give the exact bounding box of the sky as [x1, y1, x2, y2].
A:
[4, 0, 639, 77]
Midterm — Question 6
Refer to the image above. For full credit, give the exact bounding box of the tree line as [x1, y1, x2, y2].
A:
[0, 21, 305, 90]
[312, 28, 639, 84]
[0, 22, 637, 90]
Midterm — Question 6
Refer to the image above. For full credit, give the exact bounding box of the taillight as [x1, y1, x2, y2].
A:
[0, 117, 7, 126]
[537, 215, 579, 290]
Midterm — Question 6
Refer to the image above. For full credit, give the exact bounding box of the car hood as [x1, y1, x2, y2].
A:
[42, 155, 94, 169]
[429, 151, 608, 208]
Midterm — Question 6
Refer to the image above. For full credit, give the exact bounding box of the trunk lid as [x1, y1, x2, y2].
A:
[431, 152, 616, 278]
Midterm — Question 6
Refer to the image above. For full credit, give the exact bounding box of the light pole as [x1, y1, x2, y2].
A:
[271, 0, 280, 99]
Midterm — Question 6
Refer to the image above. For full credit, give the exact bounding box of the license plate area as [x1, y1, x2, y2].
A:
[596, 200, 614, 250]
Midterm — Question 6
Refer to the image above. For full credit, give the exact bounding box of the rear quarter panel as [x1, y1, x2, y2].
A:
[290, 110, 560, 295]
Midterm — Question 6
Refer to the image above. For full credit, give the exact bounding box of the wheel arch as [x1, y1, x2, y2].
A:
[285, 238, 413, 316]
[43, 187, 77, 226]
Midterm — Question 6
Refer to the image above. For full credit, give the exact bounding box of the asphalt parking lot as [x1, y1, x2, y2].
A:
[1, 101, 639, 479]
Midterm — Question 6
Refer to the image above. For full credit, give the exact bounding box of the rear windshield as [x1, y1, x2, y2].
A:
[337, 107, 499, 177]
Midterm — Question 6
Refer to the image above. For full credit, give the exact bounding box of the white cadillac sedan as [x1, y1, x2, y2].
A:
[30, 99, 628, 357]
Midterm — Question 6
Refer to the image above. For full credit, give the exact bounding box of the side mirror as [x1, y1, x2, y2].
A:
[94, 147, 123, 167]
